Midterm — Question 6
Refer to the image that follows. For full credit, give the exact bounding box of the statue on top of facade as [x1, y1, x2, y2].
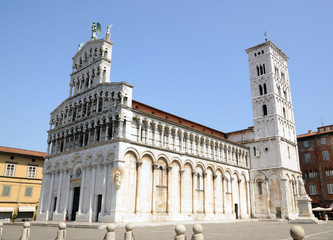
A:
[105, 24, 113, 41]
[90, 22, 102, 41]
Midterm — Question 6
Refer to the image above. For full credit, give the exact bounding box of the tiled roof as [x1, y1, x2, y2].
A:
[297, 129, 333, 139]
[132, 100, 227, 139]
[0, 146, 46, 158]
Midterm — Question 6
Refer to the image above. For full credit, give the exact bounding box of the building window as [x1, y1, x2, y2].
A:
[328, 184, 333, 194]
[281, 72, 285, 81]
[323, 150, 329, 160]
[259, 85, 263, 95]
[305, 153, 311, 163]
[27, 166, 37, 179]
[275, 67, 279, 77]
[325, 168, 333, 177]
[196, 173, 203, 190]
[263, 83, 267, 94]
[25, 187, 33, 197]
[263, 105, 267, 116]
[5, 163, 16, 177]
[283, 107, 286, 118]
[321, 137, 326, 145]
[303, 141, 309, 148]
[253, 147, 256, 156]
[304, 171, 308, 178]
[309, 184, 317, 195]
[2, 186, 11, 196]
[257, 181, 263, 194]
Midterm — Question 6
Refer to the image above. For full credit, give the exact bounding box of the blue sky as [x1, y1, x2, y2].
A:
[1, 1, 332, 152]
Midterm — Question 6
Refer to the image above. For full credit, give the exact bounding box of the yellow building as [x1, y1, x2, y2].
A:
[0, 146, 45, 222]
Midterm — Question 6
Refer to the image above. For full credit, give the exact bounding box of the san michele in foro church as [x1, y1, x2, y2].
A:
[37, 23, 304, 223]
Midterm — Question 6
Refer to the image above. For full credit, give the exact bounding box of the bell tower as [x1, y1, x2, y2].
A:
[245, 41, 301, 219]
[245, 40, 299, 171]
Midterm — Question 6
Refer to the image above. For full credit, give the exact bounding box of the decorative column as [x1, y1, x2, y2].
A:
[105, 119, 110, 140]
[222, 176, 226, 214]
[96, 97, 100, 112]
[135, 162, 143, 214]
[203, 172, 207, 214]
[47, 141, 51, 155]
[118, 118, 124, 138]
[230, 177, 234, 214]
[63, 170, 71, 217]
[161, 126, 165, 147]
[78, 166, 87, 214]
[88, 165, 97, 221]
[179, 131, 184, 153]
[101, 164, 108, 214]
[238, 179, 242, 219]
[137, 120, 142, 142]
[151, 124, 156, 146]
[151, 164, 156, 214]
[249, 180, 255, 217]
[192, 171, 196, 214]
[246, 180, 250, 216]
[47, 173, 55, 218]
[87, 126, 91, 146]
[93, 124, 97, 143]
[111, 120, 115, 139]
[265, 178, 272, 215]
[180, 169, 184, 214]
[166, 166, 172, 214]
[55, 171, 63, 213]
[213, 174, 217, 214]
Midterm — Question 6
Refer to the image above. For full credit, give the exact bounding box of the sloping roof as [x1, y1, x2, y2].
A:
[132, 100, 227, 139]
[0, 146, 46, 158]
[297, 129, 333, 139]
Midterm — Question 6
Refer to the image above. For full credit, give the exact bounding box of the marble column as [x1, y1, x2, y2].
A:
[78, 167, 87, 214]
[47, 173, 55, 219]
[135, 162, 143, 214]
[192, 171, 196, 214]
[101, 165, 108, 213]
[55, 171, 63, 213]
[88, 166, 97, 221]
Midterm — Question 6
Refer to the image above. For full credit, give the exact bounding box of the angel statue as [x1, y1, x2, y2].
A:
[90, 22, 102, 41]
[105, 24, 113, 41]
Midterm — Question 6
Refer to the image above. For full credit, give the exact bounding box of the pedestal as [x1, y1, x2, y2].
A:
[291, 196, 319, 224]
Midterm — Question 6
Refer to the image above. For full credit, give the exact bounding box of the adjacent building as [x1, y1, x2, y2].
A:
[0, 146, 46, 222]
[37, 24, 302, 223]
[297, 125, 333, 208]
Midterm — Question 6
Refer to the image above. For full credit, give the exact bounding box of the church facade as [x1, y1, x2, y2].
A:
[37, 25, 301, 223]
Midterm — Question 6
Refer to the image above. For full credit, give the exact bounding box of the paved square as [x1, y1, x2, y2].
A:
[2, 221, 333, 240]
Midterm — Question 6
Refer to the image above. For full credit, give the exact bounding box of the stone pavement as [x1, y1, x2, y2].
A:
[2, 220, 333, 240]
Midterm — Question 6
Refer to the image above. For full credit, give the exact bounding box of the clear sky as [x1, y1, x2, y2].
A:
[1, 1, 332, 152]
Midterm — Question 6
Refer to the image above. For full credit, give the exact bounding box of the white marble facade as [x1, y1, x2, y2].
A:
[37, 28, 301, 223]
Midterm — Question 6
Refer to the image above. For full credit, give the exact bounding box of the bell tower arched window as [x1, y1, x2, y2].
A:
[263, 83, 267, 94]
[259, 85, 263, 95]
[263, 105, 267, 116]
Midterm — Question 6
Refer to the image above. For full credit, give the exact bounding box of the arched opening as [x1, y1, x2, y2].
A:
[263, 64, 266, 74]
[260, 65, 263, 75]
[256, 66, 260, 76]
[263, 105, 267, 116]
[283, 107, 286, 118]
[257, 181, 263, 194]
[263, 83, 267, 94]
[259, 85, 263, 95]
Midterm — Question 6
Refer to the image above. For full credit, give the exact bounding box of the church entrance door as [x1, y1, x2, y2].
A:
[95, 194, 102, 222]
[276, 207, 281, 218]
[71, 187, 80, 221]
